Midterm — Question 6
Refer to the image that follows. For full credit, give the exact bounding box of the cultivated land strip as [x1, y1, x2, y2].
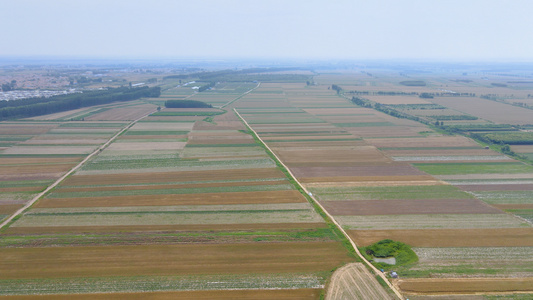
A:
[234, 108, 404, 300]
[220, 82, 261, 109]
[0, 108, 157, 231]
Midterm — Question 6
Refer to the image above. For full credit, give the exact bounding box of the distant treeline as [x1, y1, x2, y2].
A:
[165, 100, 212, 108]
[164, 67, 310, 82]
[0, 86, 160, 120]
[399, 80, 426, 86]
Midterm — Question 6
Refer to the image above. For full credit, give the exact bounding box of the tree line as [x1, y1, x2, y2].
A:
[0, 86, 160, 120]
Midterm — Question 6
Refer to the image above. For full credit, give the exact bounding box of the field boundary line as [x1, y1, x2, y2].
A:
[234, 108, 404, 300]
[220, 82, 261, 109]
[0, 107, 158, 230]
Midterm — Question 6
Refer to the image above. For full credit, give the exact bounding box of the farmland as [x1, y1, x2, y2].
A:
[2, 64, 533, 299]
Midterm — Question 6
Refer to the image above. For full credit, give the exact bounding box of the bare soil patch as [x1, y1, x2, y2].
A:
[368, 136, 479, 148]
[0, 164, 75, 176]
[398, 277, 533, 294]
[0, 242, 350, 279]
[0, 289, 322, 300]
[36, 190, 307, 208]
[0, 204, 22, 215]
[323, 198, 502, 215]
[348, 228, 533, 247]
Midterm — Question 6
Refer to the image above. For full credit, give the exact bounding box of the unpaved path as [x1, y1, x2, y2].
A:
[326, 263, 396, 300]
[0, 108, 157, 230]
[234, 109, 405, 300]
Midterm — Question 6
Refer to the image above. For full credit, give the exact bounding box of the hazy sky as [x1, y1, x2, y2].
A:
[2, 0, 533, 61]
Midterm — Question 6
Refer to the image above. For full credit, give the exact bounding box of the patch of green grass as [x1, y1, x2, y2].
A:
[413, 162, 533, 175]
[0, 180, 52, 188]
[360, 239, 418, 270]
[185, 143, 256, 147]
[82, 158, 274, 171]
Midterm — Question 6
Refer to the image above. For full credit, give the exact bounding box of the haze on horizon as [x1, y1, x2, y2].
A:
[2, 0, 533, 62]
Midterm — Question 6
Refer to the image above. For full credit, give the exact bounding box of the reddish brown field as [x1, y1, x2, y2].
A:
[382, 149, 500, 157]
[0, 242, 351, 279]
[456, 184, 533, 191]
[61, 168, 285, 186]
[398, 277, 533, 294]
[5, 222, 328, 235]
[53, 180, 289, 194]
[322, 199, 502, 215]
[348, 228, 533, 247]
[0, 289, 322, 300]
[35, 190, 307, 208]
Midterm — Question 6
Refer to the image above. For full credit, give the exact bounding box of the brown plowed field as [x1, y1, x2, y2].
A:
[398, 277, 533, 294]
[456, 184, 533, 191]
[0, 186, 44, 193]
[5, 222, 328, 234]
[348, 228, 533, 247]
[61, 168, 284, 186]
[0, 289, 322, 300]
[322, 199, 502, 216]
[494, 204, 533, 209]
[35, 190, 307, 208]
[0, 164, 75, 175]
[0, 157, 81, 165]
[0, 173, 65, 182]
[0, 242, 350, 279]
[292, 164, 427, 178]
[0, 124, 56, 135]
[53, 180, 289, 194]
[0, 204, 22, 215]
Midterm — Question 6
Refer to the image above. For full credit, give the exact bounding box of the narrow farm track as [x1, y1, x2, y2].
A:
[220, 82, 261, 109]
[0, 108, 158, 231]
[234, 108, 405, 300]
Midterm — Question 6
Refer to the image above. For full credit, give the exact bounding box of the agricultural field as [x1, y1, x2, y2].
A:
[0, 79, 355, 299]
[3, 66, 533, 299]
[231, 74, 533, 298]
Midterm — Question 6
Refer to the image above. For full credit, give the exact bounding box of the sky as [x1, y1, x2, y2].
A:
[2, 0, 533, 61]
